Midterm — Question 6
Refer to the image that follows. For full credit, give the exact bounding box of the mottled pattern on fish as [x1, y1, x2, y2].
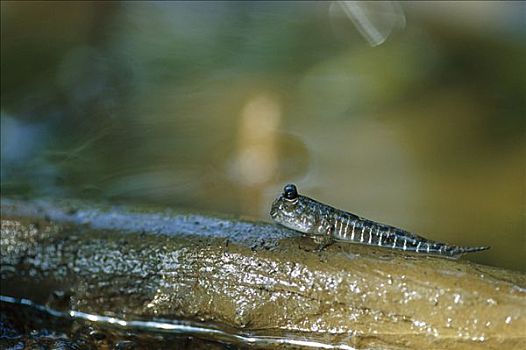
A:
[270, 184, 489, 259]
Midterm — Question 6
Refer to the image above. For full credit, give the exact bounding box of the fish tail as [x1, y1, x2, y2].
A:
[446, 245, 490, 258]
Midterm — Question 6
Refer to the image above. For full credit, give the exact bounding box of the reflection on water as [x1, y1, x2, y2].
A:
[0, 295, 356, 349]
[1, 2, 524, 271]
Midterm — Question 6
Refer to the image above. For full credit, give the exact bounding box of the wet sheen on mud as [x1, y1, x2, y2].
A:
[1, 198, 525, 349]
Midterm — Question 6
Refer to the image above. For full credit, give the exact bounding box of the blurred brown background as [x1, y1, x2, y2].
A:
[1, 1, 525, 271]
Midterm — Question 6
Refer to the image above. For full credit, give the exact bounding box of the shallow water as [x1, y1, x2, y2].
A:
[1, 295, 359, 350]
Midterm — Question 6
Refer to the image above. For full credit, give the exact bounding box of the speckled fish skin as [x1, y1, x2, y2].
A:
[270, 184, 489, 258]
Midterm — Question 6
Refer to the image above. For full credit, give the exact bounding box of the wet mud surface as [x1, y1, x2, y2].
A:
[1, 198, 525, 349]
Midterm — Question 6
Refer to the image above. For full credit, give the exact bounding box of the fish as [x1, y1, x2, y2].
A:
[270, 184, 489, 258]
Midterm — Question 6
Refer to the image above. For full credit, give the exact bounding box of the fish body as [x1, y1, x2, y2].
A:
[270, 184, 489, 258]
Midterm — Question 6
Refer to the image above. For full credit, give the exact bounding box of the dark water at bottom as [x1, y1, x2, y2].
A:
[0, 295, 355, 350]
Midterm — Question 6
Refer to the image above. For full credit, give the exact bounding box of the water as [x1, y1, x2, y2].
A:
[0, 295, 357, 349]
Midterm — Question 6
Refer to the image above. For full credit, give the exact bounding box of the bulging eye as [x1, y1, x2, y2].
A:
[283, 184, 298, 200]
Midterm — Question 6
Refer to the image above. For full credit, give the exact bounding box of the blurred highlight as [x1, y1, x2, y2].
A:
[333, 0, 406, 46]
[229, 94, 281, 215]
[235, 94, 281, 186]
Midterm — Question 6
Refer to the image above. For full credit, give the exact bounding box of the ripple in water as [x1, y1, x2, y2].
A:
[0, 295, 357, 349]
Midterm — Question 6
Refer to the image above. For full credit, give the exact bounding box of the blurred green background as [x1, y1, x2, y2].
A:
[1, 1, 525, 271]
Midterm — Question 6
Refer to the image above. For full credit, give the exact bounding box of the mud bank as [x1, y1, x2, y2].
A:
[1, 198, 525, 349]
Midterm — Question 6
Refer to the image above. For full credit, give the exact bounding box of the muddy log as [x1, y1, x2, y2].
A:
[1, 198, 525, 349]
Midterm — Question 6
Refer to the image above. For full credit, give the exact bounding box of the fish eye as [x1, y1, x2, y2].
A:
[283, 184, 298, 200]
